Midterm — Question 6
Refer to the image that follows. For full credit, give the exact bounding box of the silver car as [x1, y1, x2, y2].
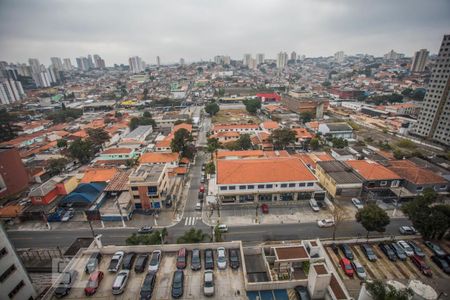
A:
[351, 260, 367, 280]
[148, 250, 162, 272]
[112, 270, 129, 295]
[217, 247, 227, 270]
[203, 270, 214, 296]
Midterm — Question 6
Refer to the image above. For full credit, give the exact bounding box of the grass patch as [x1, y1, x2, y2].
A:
[212, 109, 261, 124]
[395, 139, 417, 149]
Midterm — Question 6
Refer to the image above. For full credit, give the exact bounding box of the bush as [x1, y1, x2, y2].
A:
[395, 139, 417, 149]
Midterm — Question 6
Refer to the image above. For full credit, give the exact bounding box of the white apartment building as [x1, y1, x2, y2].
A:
[276, 51, 288, 69]
[0, 78, 25, 104]
[410, 49, 429, 73]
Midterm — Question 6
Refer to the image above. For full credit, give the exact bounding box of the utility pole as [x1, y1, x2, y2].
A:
[115, 196, 126, 227]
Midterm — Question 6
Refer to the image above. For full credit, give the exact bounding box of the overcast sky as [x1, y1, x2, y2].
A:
[1, 0, 449, 66]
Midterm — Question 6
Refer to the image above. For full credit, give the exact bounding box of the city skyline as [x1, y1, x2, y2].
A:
[1, 0, 449, 65]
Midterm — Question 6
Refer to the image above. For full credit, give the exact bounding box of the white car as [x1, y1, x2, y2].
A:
[317, 219, 335, 228]
[351, 260, 367, 280]
[399, 226, 417, 235]
[217, 247, 227, 269]
[108, 251, 125, 272]
[309, 199, 320, 212]
[112, 270, 129, 295]
[397, 240, 414, 256]
[195, 202, 202, 211]
[148, 250, 162, 272]
[203, 270, 214, 296]
[351, 198, 364, 209]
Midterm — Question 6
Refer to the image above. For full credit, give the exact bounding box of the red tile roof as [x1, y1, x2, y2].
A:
[387, 160, 447, 185]
[81, 167, 118, 183]
[140, 152, 179, 164]
[347, 160, 402, 180]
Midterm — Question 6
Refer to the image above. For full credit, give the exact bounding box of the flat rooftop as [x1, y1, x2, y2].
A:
[274, 245, 309, 260]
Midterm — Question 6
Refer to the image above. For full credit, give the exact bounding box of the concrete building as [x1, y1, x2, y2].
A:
[276, 52, 288, 69]
[156, 56, 160, 67]
[121, 125, 153, 143]
[334, 51, 345, 63]
[316, 160, 363, 199]
[413, 34, 450, 146]
[0, 78, 25, 104]
[410, 49, 429, 73]
[129, 56, 144, 74]
[0, 147, 29, 199]
[243, 54, 252, 67]
[318, 123, 353, 140]
[128, 164, 170, 209]
[0, 226, 37, 300]
[62, 58, 73, 71]
[256, 53, 265, 65]
[50, 57, 63, 71]
[290, 51, 297, 61]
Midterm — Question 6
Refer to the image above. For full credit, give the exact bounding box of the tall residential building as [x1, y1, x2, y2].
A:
[334, 51, 345, 63]
[93, 54, 106, 69]
[180, 58, 185, 66]
[156, 56, 161, 67]
[276, 52, 288, 69]
[410, 49, 429, 73]
[0, 78, 25, 104]
[28, 58, 40, 74]
[248, 58, 257, 70]
[63, 58, 73, 71]
[290, 51, 297, 61]
[76, 57, 90, 71]
[87, 55, 95, 69]
[256, 53, 265, 65]
[384, 49, 404, 60]
[0, 225, 37, 300]
[214, 55, 230, 65]
[50, 57, 63, 71]
[413, 35, 450, 146]
[129, 56, 144, 73]
[223, 56, 231, 65]
[243, 54, 252, 67]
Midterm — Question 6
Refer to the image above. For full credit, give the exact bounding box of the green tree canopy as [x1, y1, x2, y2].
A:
[366, 280, 413, 300]
[269, 128, 296, 150]
[126, 231, 164, 245]
[177, 228, 209, 244]
[128, 114, 157, 130]
[207, 137, 221, 154]
[300, 111, 313, 123]
[86, 128, 110, 149]
[0, 109, 22, 142]
[170, 128, 193, 158]
[47, 158, 68, 175]
[57, 139, 68, 148]
[332, 137, 348, 149]
[47, 108, 83, 123]
[205, 102, 220, 116]
[205, 162, 215, 174]
[237, 134, 252, 150]
[355, 203, 390, 238]
[310, 138, 320, 150]
[68, 138, 95, 164]
[243, 99, 262, 114]
[322, 81, 331, 87]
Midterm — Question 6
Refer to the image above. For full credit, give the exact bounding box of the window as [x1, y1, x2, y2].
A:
[299, 183, 306, 187]
[416, 186, 423, 191]
[391, 180, 400, 187]
[266, 184, 273, 188]
[131, 186, 138, 191]
[0, 265, 16, 282]
[280, 183, 287, 188]
[239, 185, 246, 190]
[220, 186, 227, 191]
[8, 280, 25, 299]
[307, 182, 314, 187]
[148, 186, 157, 195]
[380, 181, 387, 186]
[440, 185, 447, 190]
[0, 247, 7, 259]
[289, 183, 296, 187]
[247, 185, 254, 189]
[257, 184, 265, 189]
[229, 186, 236, 190]
[133, 195, 140, 200]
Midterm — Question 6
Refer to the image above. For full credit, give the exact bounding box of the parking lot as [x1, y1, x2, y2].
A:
[50, 248, 246, 300]
[325, 239, 450, 297]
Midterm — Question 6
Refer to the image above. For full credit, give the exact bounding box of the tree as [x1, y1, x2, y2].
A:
[68, 138, 95, 164]
[86, 128, 110, 149]
[128, 115, 156, 130]
[114, 111, 123, 119]
[243, 99, 262, 114]
[0, 109, 22, 142]
[366, 280, 413, 300]
[170, 128, 193, 158]
[355, 203, 390, 239]
[177, 228, 208, 244]
[47, 158, 68, 175]
[236, 134, 252, 150]
[143, 111, 152, 118]
[310, 138, 320, 150]
[300, 111, 313, 123]
[47, 108, 83, 123]
[269, 128, 296, 150]
[205, 162, 215, 174]
[126, 231, 164, 245]
[322, 81, 331, 87]
[57, 139, 67, 148]
[205, 102, 220, 116]
[143, 88, 149, 99]
[331, 204, 347, 240]
[332, 137, 348, 149]
[206, 138, 221, 155]
[401, 88, 413, 97]
[129, 117, 140, 131]
[213, 224, 223, 242]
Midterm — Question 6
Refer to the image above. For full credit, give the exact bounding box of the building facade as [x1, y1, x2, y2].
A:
[410, 49, 429, 73]
[0, 147, 29, 199]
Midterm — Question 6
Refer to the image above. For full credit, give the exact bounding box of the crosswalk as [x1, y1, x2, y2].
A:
[183, 216, 201, 226]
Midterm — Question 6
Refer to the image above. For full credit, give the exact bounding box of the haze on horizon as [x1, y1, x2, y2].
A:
[0, 0, 449, 65]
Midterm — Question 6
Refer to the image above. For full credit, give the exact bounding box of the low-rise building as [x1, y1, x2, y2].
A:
[212, 123, 260, 135]
[0, 147, 29, 199]
[121, 125, 153, 143]
[139, 152, 179, 167]
[97, 147, 138, 161]
[29, 175, 78, 205]
[316, 160, 363, 199]
[318, 123, 353, 140]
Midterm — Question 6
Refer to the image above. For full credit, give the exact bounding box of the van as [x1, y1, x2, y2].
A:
[217, 224, 228, 233]
[176, 248, 187, 269]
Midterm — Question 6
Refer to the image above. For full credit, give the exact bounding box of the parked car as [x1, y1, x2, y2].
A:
[112, 270, 129, 295]
[176, 248, 188, 269]
[203, 270, 215, 296]
[317, 219, 335, 228]
[339, 257, 354, 277]
[204, 248, 214, 270]
[407, 241, 426, 258]
[331, 243, 338, 254]
[294, 285, 311, 300]
[351, 260, 367, 280]
[351, 198, 364, 209]
[148, 250, 162, 272]
[397, 241, 414, 256]
[85, 252, 102, 274]
[399, 226, 417, 235]
[171, 270, 184, 298]
[138, 226, 153, 234]
[360, 244, 377, 261]
[217, 224, 228, 232]
[379, 243, 397, 261]
[195, 202, 202, 211]
[54, 270, 78, 298]
[217, 247, 227, 269]
[191, 248, 201, 271]
[198, 192, 204, 200]
[261, 203, 269, 214]
[61, 209, 75, 222]
[84, 271, 104, 296]
[424, 241, 447, 257]
[410, 255, 432, 277]
[339, 244, 354, 260]
[200, 177, 205, 184]
[229, 249, 240, 269]
[108, 251, 125, 272]
[140, 271, 157, 300]
[390, 243, 407, 261]
[122, 252, 136, 270]
[134, 254, 149, 273]
[431, 256, 450, 274]
[309, 199, 320, 212]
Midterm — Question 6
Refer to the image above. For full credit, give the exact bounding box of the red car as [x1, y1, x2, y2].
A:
[84, 271, 103, 296]
[261, 204, 269, 214]
[339, 258, 354, 277]
[199, 185, 205, 193]
[410, 255, 432, 277]
[176, 248, 187, 269]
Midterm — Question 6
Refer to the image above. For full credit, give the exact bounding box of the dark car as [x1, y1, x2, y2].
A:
[191, 248, 201, 271]
[176, 248, 187, 269]
[134, 254, 149, 273]
[84, 271, 103, 296]
[54, 270, 78, 298]
[390, 243, 407, 261]
[339, 244, 354, 260]
[424, 241, 447, 257]
[407, 241, 426, 258]
[379, 243, 397, 261]
[171, 270, 184, 298]
[360, 244, 377, 262]
[85, 252, 102, 274]
[410, 255, 432, 277]
[198, 192, 204, 201]
[294, 285, 311, 300]
[204, 248, 214, 270]
[431, 256, 450, 274]
[122, 252, 136, 270]
[229, 249, 240, 269]
[140, 271, 157, 300]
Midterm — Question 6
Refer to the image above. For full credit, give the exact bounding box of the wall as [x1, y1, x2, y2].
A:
[0, 148, 29, 198]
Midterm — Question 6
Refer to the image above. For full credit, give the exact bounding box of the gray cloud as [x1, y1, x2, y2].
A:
[0, 0, 449, 65]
